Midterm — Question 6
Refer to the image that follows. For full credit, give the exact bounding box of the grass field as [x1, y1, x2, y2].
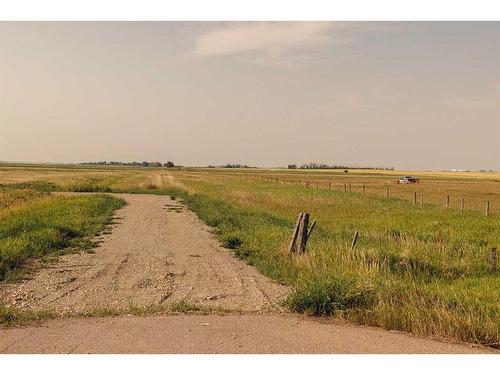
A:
[0, 182, 125, 280]
[0, 164, 498, 346]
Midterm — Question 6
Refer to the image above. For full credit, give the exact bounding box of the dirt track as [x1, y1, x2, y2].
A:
[0, 193, 494, 353]
[0, 194, 288, 314]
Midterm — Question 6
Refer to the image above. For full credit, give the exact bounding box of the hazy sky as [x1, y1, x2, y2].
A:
[0, 22, 498, 169]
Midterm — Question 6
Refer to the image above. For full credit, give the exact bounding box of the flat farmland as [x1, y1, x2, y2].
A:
[187, 168, 500, 214]
[0, 164, 499, 348]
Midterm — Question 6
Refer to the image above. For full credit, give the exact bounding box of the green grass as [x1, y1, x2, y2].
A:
[0, 187, 125, 280]
[0, 303, 56, 326]
[169, 300, 205, 313]
[1, 171, 498, 347]
[172, 176, 500, 347]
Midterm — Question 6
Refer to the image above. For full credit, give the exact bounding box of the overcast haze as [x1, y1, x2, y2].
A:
[0, 22, 498, 169]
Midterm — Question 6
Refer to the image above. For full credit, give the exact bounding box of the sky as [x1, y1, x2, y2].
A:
[0, 22, 498, 170]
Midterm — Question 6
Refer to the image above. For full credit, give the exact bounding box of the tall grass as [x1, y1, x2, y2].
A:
[1, 169, 498, 346]
[0, 186, 124, 280]
[173, 176, 499, 347]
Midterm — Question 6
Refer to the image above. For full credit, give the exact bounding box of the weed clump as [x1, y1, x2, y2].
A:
[221, 234, 242, 249]
[287, 275, 376, 315]
[0, 303, 55, 326]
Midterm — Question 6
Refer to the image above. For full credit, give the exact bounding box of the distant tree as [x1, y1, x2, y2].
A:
[221, 163, 251, 168]
[165, 161, 175, 168]
[288, 164, 297, 169]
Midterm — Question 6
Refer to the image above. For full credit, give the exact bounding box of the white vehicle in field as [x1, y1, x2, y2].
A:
[398, 176, 420, 184]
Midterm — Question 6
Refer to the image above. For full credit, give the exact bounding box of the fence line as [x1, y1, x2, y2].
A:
[232, 172, 496, 216]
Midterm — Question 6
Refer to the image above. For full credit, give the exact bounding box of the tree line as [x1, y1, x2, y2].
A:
[81, 161, 175, 168]
[288, 162, 394, 170]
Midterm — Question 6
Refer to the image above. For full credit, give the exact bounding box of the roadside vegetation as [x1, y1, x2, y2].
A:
[0, 165, 498, 347]
[0, 184, 125, 280]
[175, 175, 499, 347]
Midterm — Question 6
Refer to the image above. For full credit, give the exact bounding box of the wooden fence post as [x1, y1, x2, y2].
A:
[348, 182, 352, 192]
[296, 213, 310, 253]
[328, 182, 331, 190]
[344, 183, 347, 193]
[350, 230, 359, 251]
[445, 195, 450, 208]
[491, 248, 497, 272]
[362, 185, 366, 194]
[306, 220, 316, 243]
[289, 213, 317, 254]
[420, 189, 424, 206]
[485, 201, 490, 217]
[288, 213, 303, 253]
[413, 191, 417, 205]
[316, 181, 319, 189]
[460, 198, 465, 213]
[385, 186, 389, 198]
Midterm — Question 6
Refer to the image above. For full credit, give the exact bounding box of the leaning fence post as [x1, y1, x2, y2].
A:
[306, 220, 316, 243]
[350, 230, 359, 251]
[348, 182, 352, 192]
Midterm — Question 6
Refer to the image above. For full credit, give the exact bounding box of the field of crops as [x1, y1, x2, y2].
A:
[0, 164, 498, 346]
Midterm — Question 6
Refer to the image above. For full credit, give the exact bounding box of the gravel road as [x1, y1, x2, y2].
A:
[0, 194, 288, 314]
